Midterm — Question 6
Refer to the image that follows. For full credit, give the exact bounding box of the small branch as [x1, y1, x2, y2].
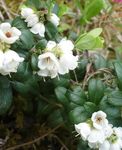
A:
[6, 124, 63, 150]
[51, 134, 69, 150]
[0, 0, 13, 19]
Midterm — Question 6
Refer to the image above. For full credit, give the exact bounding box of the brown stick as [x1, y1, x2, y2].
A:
[6, 124, 63, 150]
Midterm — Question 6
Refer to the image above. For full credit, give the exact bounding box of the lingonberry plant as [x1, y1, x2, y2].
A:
[0, 0, 122, 149]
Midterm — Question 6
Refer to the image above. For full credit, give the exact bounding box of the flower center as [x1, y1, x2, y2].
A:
[96, 117, 102, 123]
[46, 57, 50, 64]
[5, 32, 12, 38]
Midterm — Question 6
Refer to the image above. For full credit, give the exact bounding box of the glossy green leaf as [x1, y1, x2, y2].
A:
[69, 106, 89, 124]
[108, 91, 122, 106]
[31, 53, 39, 71]
[75, 28, 104, 50]
[0, 76, 12, 115]
[55, 87, 69, 105]
[68, 86, 87, 105]
[84, 0, 105, 21]
[88, 79, 105, 104]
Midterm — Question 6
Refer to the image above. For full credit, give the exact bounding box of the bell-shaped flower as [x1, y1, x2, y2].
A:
[88, 129, 106, 145]
[49, 13, 60, 27]
[99, 127, 122, 150]
[30, 22, 45, 37]
[38, 52, 59, 78]
[25, 14, 39, 27]
[91, 111, 108, 130]
[58, 54, 78, 75]
[0, 23, 21, 44]
[58, 38, 74, 54]
[0, 50, 24, 75]
[21, 7, 34, 19]
[75, 122, 91, 141]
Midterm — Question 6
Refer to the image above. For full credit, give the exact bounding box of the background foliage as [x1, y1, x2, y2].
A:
[0, 0, 122, 149]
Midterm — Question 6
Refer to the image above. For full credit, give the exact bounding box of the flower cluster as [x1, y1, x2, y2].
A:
[21, 7, 60, 37]
[75, 111, 122, 150]
[38, 38, 78, 78]
[0, 23, 24, 75]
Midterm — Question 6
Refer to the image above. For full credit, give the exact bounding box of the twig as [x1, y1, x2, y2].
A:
[6, 124, 63, 150]
[51, 134, 69, 150]
[0, 10, 4, 21]
[0, 0, 12, 19]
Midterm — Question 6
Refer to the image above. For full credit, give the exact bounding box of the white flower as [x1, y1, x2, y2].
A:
[25, 14, 39, 27]
[99, 127, 122, 150]
[0, 50, 4, 69]
[91, 111, 108, 130]
[0, 50, 24, 75]
[49, 13, 60, 27]
[58, 38, 74, 54]
[0, 23, 21, 44]
[45, 39, 78, 75]
[30, 22, 45, 37]
[58, 54, 78, 75]
[21, 7, 34, 19]
[37, 52, 59, 78]
[75, 123, 91, 141]
[88, 129, 106, 145]
[46, 41, 56, 51]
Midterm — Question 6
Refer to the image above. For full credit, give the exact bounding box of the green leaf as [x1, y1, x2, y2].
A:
[100, 96, 121, 118]
[57, 4, 69, 17]
[13, 62, 32, 82]
[114, 61, 122, 91]
[68, 86, 87, 105]
[108, 91, 122, 106]
[31, 53, 39, 71]
[94, 54, 107, 70]
[45, 21, 59, 40]
[88, 28, 103, 38]
[69, 106, 89, 124]
[84, 102, 97, 114]
[0, 76, 12, 115]
[53, 74, 70, 87]
[25, 0, 41, 9]
[17, 29, 35, 50]
[55, 87, 69, 105]
[47, 109, 64, 127]
[12, 17, 27, 30]
[84, 0, 105, 21]
[75, 28, 104, 50]
[88, 79, 105, 104]
[12, 76, 39, 96]
[35, 39, 47, 50]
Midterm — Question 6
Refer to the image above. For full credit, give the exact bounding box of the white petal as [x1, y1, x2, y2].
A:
[58, 38, 74, 54]
[10, 27, 21, 36]
[0, 23, 11, 32]
[46, 41, 57, 51]
[58, 54, 78, 75]
[0, 51, 4, 68]
[99, 140, 110, 150]
[88, 129, 105, 144]
[30, 22, 45, 37]
[110, 143, 121, 150]
[25, 14, 39, 27]
[21, 7, 34, 19]
[75, 123, 91, 141]
[38, 69, 49, 77]
[49, 13, 60, 27]
[103, 124, 113, 138]
[114, 127, 122, 138]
